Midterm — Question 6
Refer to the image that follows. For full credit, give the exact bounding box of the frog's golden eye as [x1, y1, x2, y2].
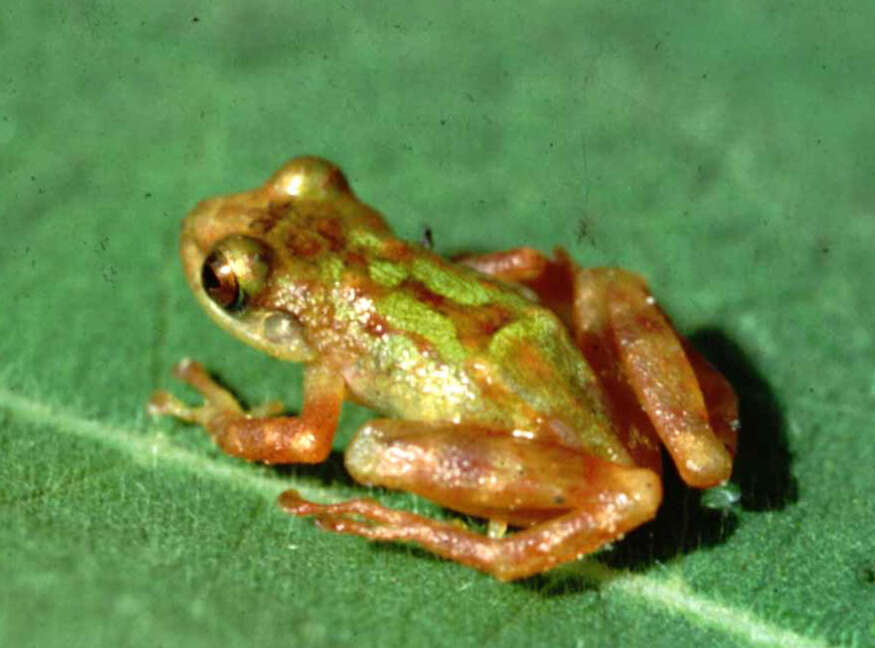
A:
[201, 236, 270, 312]
[202, 250, 242, 311]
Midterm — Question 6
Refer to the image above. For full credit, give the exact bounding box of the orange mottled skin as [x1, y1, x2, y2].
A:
[148, 157, 738, 580]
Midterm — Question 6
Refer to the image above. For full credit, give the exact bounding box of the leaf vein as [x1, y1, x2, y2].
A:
[0, 387, 839, 648]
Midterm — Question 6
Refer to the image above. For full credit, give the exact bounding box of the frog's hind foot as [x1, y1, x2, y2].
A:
[280, 490, 413, 527]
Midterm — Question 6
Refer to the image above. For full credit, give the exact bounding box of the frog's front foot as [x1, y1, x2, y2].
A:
[147, 359, 283, 425]
[148, 360, 346, 465]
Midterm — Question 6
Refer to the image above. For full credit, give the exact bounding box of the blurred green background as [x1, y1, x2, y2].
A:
[2, 2, 874, 647]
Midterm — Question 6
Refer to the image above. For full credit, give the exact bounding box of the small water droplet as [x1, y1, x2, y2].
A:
[700, 482, 741, 510]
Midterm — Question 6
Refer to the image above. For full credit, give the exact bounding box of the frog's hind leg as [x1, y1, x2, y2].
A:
[148, 359, 345, 464]
[455, 247, 550, 282]
[459, 248, 738, 487]
[279, 420, 661, 581]
[570, 265, 737, 488]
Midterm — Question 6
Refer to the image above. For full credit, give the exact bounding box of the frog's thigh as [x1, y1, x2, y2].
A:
[573, 268, 734, 488]
[280, 420, 661, 581]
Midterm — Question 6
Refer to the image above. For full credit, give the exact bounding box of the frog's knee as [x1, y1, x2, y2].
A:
[264, 156, 351, 201]
[344, 422, 391, 484]
[621, 466, 663, 522]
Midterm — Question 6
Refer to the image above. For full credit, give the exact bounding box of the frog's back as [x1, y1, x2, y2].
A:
[328, 229, 628, 462]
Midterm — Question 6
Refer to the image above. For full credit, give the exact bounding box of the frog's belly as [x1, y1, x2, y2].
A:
[339, 346, 633, 465]
[339, 351, 514, 427]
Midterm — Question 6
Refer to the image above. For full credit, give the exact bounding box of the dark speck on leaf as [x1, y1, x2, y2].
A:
[700, 482, 741, 510]
[421, 226, 434, 250]
[103, 265, 118, 284]
[576, 217, 594, 247]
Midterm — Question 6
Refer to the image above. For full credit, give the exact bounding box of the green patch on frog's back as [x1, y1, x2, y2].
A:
[487, 310, 624, 459]
[351, 226, 547, 368]
[375, 292, 467, 364]
[368, 259, 407, 287]
[353, 224, 527, 305]
[318, 255, 345, 283]
[408, 258, 491, 306]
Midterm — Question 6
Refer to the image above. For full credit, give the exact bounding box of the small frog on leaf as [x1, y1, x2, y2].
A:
[148, 157, 738, 581]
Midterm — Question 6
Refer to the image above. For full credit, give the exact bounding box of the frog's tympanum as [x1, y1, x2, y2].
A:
[149, 157, 738, 581]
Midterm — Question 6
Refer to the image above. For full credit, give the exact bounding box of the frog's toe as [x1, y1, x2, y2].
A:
[249, 399, 285, 417]
[277, 489, 311, 514]
[170, 358, 211, 387]
[146, 390, 200, 423]
[166, 358, 245, 414]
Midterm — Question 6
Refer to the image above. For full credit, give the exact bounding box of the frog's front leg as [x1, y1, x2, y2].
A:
[148, 360, 345, 464]
[279, 420, 661, 581]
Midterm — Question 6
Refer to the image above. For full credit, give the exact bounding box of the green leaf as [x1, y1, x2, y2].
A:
[2, 2, 874, 647]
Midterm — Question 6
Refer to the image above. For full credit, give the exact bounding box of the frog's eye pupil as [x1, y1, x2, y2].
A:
[202, 251, 243, 311]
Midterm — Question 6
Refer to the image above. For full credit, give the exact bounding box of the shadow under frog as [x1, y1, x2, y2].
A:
[524, 327, 797, 594]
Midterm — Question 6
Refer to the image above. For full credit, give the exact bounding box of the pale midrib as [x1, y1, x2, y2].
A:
[0, 387, 838, 648]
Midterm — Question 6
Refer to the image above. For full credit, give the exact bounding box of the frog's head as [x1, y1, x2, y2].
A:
[179, 156, 380, 362]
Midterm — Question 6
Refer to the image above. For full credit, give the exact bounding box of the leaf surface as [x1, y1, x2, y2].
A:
[2, 2, 874, 647]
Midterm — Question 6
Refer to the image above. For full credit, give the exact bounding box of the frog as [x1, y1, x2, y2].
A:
[148, 156, 739, 581]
